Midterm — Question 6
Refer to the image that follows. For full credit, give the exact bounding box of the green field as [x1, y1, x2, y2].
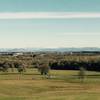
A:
[0, 69, 100, 100]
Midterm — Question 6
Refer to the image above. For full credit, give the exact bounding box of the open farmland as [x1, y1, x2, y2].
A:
[0, 53, 99, 100]
[0, 69, 99, 100]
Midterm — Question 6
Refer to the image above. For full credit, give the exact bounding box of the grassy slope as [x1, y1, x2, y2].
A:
[0, 69, 100, 100]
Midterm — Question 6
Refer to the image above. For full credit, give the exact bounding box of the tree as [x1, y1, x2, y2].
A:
[14, 62, 25, 74]
[78, 67, 86, 82]
[38, 63, 50, 75]
[2, 62, 9, 72]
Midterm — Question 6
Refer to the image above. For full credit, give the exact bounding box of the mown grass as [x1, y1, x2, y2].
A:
[0, 69, 100, 100]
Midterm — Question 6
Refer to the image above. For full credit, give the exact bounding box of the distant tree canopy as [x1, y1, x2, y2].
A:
[50, 60, 100, 71]
[0, 53, 100, 72]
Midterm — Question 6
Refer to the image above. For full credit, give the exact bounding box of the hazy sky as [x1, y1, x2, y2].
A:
[0, 0, 100, 48]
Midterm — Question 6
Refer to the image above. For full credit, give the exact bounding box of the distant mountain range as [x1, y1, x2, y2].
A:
[0, 47, 100, 52]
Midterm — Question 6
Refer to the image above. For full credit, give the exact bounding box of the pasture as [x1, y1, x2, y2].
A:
[0, 69, 100, 100]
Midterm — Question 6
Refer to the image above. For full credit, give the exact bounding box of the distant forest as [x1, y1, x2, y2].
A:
[0, 52, 99, 72]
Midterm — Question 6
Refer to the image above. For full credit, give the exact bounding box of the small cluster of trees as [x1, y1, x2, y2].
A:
[0, 61, 50, 76]
[0, 61, 26, 73]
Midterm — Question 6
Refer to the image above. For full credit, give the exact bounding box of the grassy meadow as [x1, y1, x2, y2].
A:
[0, 69, 100, 100]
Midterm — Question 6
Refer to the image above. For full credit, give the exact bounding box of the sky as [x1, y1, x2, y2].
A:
[0, 0, 100, 48]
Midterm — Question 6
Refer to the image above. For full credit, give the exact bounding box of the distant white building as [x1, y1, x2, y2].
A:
[13, 52, 23, 56]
